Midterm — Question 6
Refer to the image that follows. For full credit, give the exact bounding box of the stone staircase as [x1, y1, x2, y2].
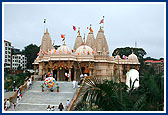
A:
[8, 81, 78, 111]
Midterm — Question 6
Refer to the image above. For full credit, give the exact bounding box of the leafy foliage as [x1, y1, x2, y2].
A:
[21, 44, 40, 69]
[74, 73, 164, 111]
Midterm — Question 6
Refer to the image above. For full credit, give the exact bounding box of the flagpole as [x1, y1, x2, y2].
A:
[44, 18, 46, 33]
[103, 16, 105, 30]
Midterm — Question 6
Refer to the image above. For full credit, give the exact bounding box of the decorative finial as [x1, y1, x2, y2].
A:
[131, 49, 134, 54]
[46, 28, 49, 34]
[83, 33, 86, 44]
[78, 27, 80, 36]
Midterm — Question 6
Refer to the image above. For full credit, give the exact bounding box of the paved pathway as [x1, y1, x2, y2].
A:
[8, 81, 78, 111]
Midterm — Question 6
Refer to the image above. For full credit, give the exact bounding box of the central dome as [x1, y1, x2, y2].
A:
[57, 43, 72, 54]
[75, 45, 94, 56]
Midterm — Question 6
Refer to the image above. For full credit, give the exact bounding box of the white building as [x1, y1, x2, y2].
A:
[4, 40, 11, 69]
[12, 54, 27, 70]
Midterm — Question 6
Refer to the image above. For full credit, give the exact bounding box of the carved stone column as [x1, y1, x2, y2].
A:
[38, 63, 43, 76]
[74, 69, 77, 80]
[89, 69, 92, 76]
[68, 69, 71, 82]
[57, 69, 60, 81]
[136, 65, 140, 71]
[33, 65, 37, 75]
[127, 65, 130, 72]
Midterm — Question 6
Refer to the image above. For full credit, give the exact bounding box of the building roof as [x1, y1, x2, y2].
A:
[145, 60, 164, 63]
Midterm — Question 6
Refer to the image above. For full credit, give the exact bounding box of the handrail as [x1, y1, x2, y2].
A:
[4, 75, 34, 109]
[68, 76, 93, 111]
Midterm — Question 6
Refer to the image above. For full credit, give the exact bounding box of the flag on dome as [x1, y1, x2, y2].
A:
[61, 34, 64, 38]
[90, 28, 93, 33]
[99, 18, 104, 24]
[73, 25, 76, 31]
[44, 19, 46, 23]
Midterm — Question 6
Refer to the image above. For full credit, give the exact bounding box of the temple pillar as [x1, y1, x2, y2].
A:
[89, 69, 92, 76]
[33, 65, 36, 75]
[127, 65, 130, 72]
[38, 63, 43, 76]
[57, 69, 60, 81]
[68, 69, 71, 82]
[74, 69, 77, 80]
[136, 65, 140, 71]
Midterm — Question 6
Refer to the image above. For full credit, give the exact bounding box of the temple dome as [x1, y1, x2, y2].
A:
[128, 53, 139, 62]
[75, 45, 94, 56]
[57, 43, 72, 54]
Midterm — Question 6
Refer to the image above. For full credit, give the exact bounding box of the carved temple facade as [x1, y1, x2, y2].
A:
[33, 26, 140, 82]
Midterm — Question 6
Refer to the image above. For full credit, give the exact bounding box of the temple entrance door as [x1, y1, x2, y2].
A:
[53, 70, 57, 81]
[81, 67, 85, 74]
[59, 68, 65, 81]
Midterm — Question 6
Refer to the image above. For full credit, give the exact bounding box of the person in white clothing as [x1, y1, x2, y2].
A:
[66, 100, 70, 109]
[72, 80, 76, 89]
[47, 105, 51, 111]
[27, 80, 30, 89]
[16, 96, 19, 104]
[29, 78, 32, 85]
[51, 106, 55, 111]
[6, 99, 10, 108]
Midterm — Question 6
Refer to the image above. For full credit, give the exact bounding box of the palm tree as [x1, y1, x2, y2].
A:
[73, 73, 164, 111]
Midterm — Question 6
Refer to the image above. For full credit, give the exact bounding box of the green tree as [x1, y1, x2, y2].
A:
[74, 73, 164, 111]
[112, 47, 146, 61]
[22, 44, 39, 69]
[112, 47, 147, 75]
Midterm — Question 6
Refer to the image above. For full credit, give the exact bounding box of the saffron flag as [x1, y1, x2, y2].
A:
[90, 28, 93, 33]
[73, 25, 76, 31]
[61, 34, 64, 38]
[99, 19, 104, 24]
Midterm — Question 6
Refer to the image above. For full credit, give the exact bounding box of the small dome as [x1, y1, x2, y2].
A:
[128, 53, 139, 62]
[57, 44, 72, 54]
[75, 45, 94, 56]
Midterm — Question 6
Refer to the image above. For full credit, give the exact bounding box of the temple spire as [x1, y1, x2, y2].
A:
[45, 28, 49, 34]
[78, 27, 80, 36]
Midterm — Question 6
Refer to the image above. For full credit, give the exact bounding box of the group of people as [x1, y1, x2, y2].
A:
[47, 105, 55, 111]
[5, 99, 16, 111]
[4, 88, 22, 111]
[46, 100, 70, 111]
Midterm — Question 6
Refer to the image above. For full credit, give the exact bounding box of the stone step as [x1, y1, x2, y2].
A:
[7, 81, 79, 111]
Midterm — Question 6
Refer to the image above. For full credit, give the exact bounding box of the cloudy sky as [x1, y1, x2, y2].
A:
[4, 3, 165, 58]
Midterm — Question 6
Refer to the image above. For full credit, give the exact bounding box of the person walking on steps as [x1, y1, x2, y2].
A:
[58, 103, 64, 111]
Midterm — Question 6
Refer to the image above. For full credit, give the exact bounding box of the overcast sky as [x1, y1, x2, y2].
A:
[4, 3, 165, 59]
